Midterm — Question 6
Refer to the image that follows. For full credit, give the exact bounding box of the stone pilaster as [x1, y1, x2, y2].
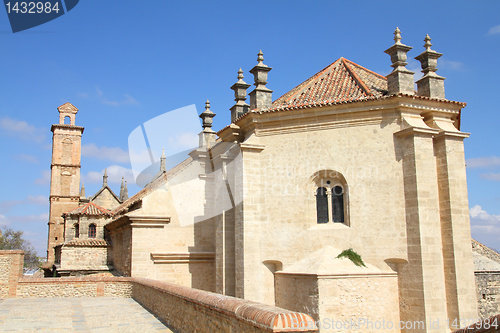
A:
[433, 130, 478, 322]
[415, 35, 445, 99]
[249, 51, 273, 110]
[384, 28, 415, 95]
[395, 125, 449, 332]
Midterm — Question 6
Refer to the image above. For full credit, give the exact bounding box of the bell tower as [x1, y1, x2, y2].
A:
[46, 102, 84, 262]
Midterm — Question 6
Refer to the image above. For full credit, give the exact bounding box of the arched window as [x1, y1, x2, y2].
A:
[88, 224, 96, 238]
[74, 223, 79, 238]
[316, 187, 328, 223]
[64, 116, 71, 124]
[311, 170, 349, 225]
[331, 186, 344, 223]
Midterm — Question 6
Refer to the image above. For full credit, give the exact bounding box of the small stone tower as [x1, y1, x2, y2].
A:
[46, 102, 84, 262]
[249, 50, 273, 110]
[384, 28, 415, 95]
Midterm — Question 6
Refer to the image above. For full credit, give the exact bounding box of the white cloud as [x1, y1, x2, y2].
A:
[0, 195, 48, 214]
[480, 173, 500, 181]
[81, 143, 130, 164]
[82, 165, 134, 185]
[27, 195, 47, 205]
[96, 87, 139, 107]
[10, 213, 48, 223]
[466, 156, 500, 169]
[34, 170, 51, 185]
[167, 132, 199, 150]
[439, 59, 464, 71]
[0, 117, 46, 144]
[15, 153, 39, 164]
[470, 205, 500, 251]
[488, 25, 500, 35]
[0, 214, 10, 226]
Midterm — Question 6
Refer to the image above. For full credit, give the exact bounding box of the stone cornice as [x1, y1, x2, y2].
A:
[51, 124, 84, 134]
[222, 95, 464, 140]
[150, 252, 215, 264]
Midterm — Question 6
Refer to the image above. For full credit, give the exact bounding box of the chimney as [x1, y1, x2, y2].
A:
[384, 28, 415, 95]
[249, 50, 273, 110]
[415, 35, 445, 99]
[230, 68, 250, 122]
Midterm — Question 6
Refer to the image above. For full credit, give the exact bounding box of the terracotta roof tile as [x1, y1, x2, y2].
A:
[63, 202, 112, 217]
[64, 239, 110, 247]
[272, 57, 388, 109]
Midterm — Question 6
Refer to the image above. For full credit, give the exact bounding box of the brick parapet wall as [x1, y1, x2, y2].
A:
[0, 250, 24, 298]
[132, 277, 317, 332]
[0, 252, 317, 332]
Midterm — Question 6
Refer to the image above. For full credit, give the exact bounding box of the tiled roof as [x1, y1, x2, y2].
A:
[64, 239, 110, 247]
[63, 202, 112, 217]
[272, 57, 388, 109]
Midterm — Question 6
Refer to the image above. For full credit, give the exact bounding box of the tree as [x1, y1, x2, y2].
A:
[0, 226, 40, 270]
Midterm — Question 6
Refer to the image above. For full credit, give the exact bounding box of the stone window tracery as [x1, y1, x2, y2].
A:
[311, 170, 349, 225]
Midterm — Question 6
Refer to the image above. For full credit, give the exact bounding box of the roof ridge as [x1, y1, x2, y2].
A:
[342, 58, 388, 80]
[341, 58, 372, 96]
[273, 58, 344, 105]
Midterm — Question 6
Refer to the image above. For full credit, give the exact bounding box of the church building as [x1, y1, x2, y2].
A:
[45, 29, 491, 332]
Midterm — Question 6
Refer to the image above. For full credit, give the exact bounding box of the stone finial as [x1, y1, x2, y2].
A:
[160, 148, 166, 172]
[415, 34, 445, 99]
[80, 182, 86, 198]
[199, 99, 216, 131]
[394, 27, 402, 45]
[103, 169, 108, 186]
[249, 50, 273, 110]
[384, 28, 415, 95]
[230, 68, 251, 122]
[123, 181, 129, 201]
[257, 50, 264, 65]
[119, 177, 125, 201]
[120, 178, 129, 202]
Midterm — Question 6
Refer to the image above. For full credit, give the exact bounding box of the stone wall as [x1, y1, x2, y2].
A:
[59, 245, 109, 271]
[109, 225, 132, 276]
[452, 314, 500, 333]
[475, 272, 500, 319]
[16, 277, 132, 297]
[0, 250, 24, 298]
[275, 273, 400, 332]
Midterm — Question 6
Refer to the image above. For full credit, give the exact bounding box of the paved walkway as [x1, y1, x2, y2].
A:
[0, 297, 174, 332]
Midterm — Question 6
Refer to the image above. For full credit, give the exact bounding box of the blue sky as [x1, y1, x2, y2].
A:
[0, 0, 499, 255]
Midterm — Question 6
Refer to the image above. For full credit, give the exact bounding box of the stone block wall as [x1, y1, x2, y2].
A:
[60, 245, 109, 270]
[0, 250, 24, 298]
[475, 272, 500, 319]
[16, 277, 132, 297]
